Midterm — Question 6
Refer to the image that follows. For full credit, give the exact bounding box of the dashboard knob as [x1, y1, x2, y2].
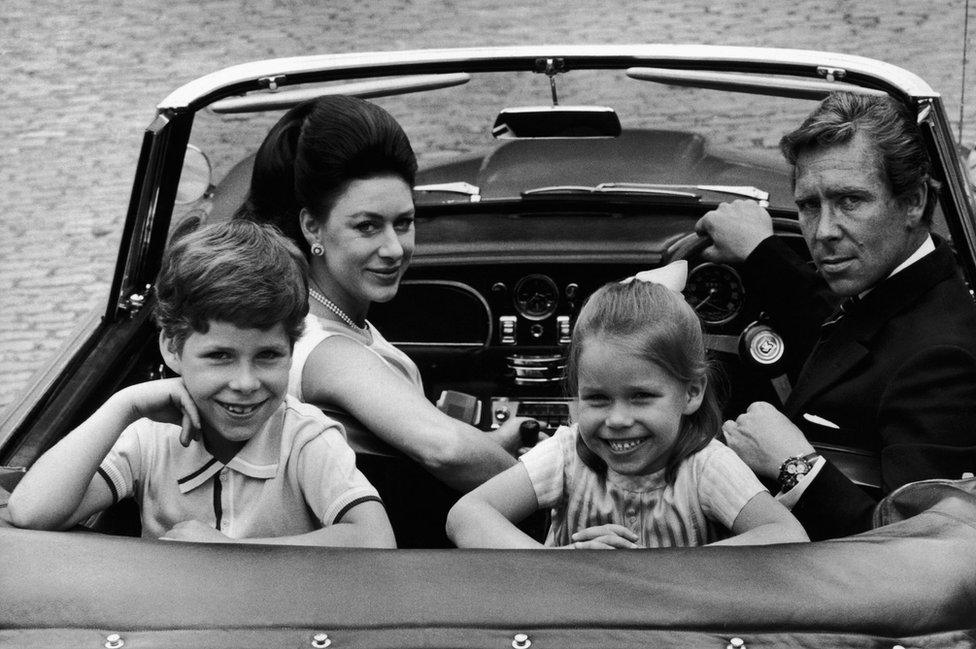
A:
[519, 420, 541, 447]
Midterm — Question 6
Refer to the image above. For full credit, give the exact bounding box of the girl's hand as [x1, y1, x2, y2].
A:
[120, 379, 202, 447]
[564, 524, 641, 549]
[160, 520, 230, 543]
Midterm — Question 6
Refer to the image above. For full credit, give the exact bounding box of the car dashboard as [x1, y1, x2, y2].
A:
[367, 204, 785, 433]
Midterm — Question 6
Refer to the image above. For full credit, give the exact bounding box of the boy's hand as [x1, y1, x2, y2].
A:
[160, 520, 230, 543]
[564, 524, 641, 549]
[120, 379, 202, 447]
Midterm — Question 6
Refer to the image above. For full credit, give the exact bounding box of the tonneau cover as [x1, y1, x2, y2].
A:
[1, 479, 974, 648]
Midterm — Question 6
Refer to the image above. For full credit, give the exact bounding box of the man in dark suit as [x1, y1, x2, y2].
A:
[696, 92, 976, 540]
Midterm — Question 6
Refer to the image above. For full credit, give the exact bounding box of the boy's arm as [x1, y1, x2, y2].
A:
[445, 462, 544, 548]
[7, 379, 199, 531]
[161, 500, 396, 547]
[712, 491, 809, 546]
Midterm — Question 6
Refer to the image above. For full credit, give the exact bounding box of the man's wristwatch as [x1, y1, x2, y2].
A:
[778, 452, 821, 491]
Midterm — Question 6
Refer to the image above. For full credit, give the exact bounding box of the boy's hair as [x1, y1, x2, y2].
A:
[565, 279, 721, 484]
[154, 217, 309, 353]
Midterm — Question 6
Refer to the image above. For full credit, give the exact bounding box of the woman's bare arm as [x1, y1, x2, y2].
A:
[302, 336, 522, 491]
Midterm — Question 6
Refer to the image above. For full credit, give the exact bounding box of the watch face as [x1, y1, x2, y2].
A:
[785, 459, 811, 475]
[778, 454, 817, 490]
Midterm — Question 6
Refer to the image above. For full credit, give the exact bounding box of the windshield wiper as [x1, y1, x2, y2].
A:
[522, 183, 769, 206]
[415, 182, 770, 206]
[414, 182, 481, 202]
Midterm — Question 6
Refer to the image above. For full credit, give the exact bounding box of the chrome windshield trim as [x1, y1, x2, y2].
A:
[159, 45, 937, 111]
[208, 73, 471, 114]
[626, 67, 889, 99]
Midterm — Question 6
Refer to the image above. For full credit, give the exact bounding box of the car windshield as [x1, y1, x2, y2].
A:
[180, 67, 958, 246]
[177, 68, 829, 228]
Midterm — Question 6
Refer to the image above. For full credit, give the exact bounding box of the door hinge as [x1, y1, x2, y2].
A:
[119, 284, 152, 317]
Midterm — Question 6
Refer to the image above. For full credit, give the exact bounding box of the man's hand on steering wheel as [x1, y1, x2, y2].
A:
[695, 200, 776, 264]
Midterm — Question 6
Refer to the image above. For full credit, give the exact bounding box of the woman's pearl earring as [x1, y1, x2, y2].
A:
[310, 242, 324, 256]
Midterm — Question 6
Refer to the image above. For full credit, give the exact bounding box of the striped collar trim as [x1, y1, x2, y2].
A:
[175, 403, 286, 493]
[177, 457, 223, 494]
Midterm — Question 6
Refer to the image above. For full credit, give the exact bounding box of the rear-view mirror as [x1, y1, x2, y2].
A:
[491, 106, 621, 139]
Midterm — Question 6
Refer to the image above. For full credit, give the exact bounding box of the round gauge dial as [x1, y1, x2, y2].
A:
[513, 274, 560, 321]
[684, 263, 745, 326]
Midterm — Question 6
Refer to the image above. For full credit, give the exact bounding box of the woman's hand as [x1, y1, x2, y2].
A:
[562, 524, 641, 549]
[486, 417, 543, 455]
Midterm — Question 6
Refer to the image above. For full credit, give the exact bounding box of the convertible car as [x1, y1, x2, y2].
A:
[2, 45, 976, 646]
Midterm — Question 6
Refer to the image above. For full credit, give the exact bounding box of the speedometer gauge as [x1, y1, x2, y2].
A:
[684, 263, 745, 326]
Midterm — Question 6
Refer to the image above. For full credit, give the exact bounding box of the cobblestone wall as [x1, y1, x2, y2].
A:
[1, 0, 974, 411]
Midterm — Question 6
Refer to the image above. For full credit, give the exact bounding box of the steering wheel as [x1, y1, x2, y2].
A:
[665, 216, 802, 262]
[665, 217, 804, 406]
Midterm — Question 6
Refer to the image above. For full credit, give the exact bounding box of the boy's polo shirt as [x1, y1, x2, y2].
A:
[98, 396, 380, 540]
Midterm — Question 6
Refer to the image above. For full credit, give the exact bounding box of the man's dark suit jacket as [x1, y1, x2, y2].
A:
[740, 235, 976, 540]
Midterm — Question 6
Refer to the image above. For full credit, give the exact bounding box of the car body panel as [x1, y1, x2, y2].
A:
[1, 480, 975, 641]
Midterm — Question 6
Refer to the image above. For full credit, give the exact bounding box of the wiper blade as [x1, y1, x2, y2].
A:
[522, 184, 698, 199]
[696, 185, 770, 204]
[414, 182, 481, 202]
[522, 183, 769, 206]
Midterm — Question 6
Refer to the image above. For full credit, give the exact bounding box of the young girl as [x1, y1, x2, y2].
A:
[446, 266, 808, 548]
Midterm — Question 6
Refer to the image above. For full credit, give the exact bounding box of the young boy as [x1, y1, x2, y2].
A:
[8, 219, 395, 547]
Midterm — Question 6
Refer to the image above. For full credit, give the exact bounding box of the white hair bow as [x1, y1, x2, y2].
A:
[619, 260, 688, 292]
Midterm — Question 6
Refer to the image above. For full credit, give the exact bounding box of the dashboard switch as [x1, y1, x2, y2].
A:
[556, 315, 571, 344]
[499, 315, 517, 344]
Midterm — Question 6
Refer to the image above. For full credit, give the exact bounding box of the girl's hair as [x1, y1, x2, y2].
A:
[565, 280, 721, 484]
[154, 217, 309, 353]
[235, 95, 418, 258]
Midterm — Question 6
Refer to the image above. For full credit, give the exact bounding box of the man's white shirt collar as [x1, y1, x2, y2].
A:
[889, 234, 935, 278]
[859, 234, 934, 299]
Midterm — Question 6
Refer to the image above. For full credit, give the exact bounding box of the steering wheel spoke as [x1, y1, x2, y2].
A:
[703, 333, 740, 354]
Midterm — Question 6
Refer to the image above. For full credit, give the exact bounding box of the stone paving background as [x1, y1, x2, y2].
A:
[1, 0, 974, 413]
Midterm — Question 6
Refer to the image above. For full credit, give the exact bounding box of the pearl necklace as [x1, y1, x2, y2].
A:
[308, 288, 369, 333]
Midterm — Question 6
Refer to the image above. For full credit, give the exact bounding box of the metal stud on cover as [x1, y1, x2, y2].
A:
[726, 638, 746, 649]
[104, 633, 124, 649]
[311, 632, 332, 648]
[512, 632, 532, 649]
